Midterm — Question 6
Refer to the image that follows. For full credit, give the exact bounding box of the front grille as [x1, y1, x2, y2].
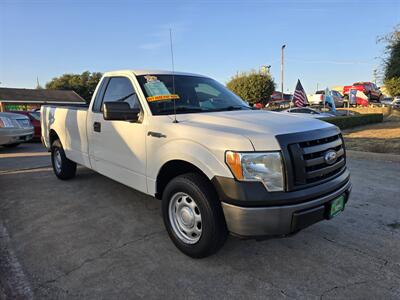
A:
[289, 134, 345, 186]
[276, 128, 347, 191]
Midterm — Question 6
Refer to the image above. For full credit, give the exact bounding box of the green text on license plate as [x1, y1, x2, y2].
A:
[330, 195, 345, 218]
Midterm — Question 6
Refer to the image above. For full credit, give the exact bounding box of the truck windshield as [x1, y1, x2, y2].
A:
[136, 74, 251, 115]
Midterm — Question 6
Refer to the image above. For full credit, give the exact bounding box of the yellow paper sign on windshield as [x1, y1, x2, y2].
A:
[147, 94, 180, 102]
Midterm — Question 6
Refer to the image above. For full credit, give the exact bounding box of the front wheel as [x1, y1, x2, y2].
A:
[51, 139, 76, 180]
[162, 173, 227, 258]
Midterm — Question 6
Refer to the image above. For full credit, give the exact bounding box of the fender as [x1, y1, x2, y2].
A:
[146, 139, 234, 196]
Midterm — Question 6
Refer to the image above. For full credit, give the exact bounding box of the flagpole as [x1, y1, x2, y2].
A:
[281, 45, 286, 103]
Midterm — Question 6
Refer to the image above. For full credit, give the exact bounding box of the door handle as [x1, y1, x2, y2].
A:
[93, 122, 101, 132]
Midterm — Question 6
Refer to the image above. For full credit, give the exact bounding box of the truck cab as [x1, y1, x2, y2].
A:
[41, 70, 351, 258]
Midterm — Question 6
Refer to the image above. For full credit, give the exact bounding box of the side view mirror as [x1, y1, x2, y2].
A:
[103, 102, 140, 122]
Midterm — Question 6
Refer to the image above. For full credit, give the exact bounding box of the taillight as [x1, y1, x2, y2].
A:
[320, 95, 324, 100]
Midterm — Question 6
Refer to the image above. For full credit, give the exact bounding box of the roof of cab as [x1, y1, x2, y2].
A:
[103, 69, 208, 78]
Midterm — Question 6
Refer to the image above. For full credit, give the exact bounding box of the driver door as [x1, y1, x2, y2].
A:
[87, 76, 147, 193]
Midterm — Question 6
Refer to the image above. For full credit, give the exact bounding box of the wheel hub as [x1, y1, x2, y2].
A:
[168, 192, 202, 244]
[179, 206, 195, 228]
[54, 148, 62, 173]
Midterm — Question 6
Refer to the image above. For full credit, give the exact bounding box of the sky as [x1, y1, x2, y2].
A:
[0, 0, 399, 94]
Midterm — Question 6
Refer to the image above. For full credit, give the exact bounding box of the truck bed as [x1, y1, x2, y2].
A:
[41, 104, 91, 168]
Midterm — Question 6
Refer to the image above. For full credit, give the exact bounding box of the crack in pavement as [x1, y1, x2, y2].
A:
[322, 236, 400, 280]
[322, 236, 389, 267]
[319, 280, 373, 299]
[214, 255, 302, 299]
[38, 229, 165, 288]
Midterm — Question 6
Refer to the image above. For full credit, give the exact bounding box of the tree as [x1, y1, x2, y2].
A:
[380, 24, 400, 96]
[384, 77, 400, 96]
[46, 71, 103, 103]
[226, 71, 275, 106]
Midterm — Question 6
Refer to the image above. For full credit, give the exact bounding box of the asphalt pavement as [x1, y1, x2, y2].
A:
[0, 143, 399, 299]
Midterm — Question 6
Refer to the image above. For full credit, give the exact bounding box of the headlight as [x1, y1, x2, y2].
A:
[0, 117, 14, 128]
[225, 151, 284, 191]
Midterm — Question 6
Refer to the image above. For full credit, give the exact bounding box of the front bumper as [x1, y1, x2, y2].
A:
[0, 128, 34, 145]
[213, 170, 351, 237]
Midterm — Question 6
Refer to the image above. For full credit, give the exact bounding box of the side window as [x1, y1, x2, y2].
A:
[102, 77, 140, 110]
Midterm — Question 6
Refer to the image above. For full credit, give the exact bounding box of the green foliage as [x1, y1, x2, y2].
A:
[45, 71, 103, 103]
[321, 114, 383, 130]
[226, 71, 275, 105]
[381, 24, 400, 80]
[380, 24, 400, 96]
[384, 77, 400, 96]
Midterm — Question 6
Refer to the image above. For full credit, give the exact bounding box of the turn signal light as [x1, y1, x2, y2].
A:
[225, 151, 243, 180]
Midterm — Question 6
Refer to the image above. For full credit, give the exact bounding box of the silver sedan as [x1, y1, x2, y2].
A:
[0, 112, 34, 147]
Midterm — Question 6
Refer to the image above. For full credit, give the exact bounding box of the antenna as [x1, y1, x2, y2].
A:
[169, 28, 178, 123]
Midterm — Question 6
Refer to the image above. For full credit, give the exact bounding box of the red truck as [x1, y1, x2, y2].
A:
[343, 82, 382, 102]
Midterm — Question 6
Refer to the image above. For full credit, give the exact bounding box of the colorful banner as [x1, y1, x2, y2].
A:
[4, 103, 41, 111]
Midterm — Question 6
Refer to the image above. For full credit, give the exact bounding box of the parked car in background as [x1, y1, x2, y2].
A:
[392, 98, 400, 110]
[0, 112, 34, 147]
[343, 82, 382, 102]
[310, 90, 344, 107]
[8, 111, 41, 141]
[269, 92, 293, 104]
[381, 97, 393, 105]
[282, 107, 335, 118]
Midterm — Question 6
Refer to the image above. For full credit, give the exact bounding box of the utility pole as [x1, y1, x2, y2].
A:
[281, 45, 286, 100]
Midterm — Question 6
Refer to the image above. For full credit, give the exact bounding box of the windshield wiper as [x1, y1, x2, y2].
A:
[158, 107, 206, 114]
[212, 105, 251, 112]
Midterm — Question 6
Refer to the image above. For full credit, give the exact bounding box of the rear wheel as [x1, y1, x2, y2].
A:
[51, 139, 76, 180]
[162, 173, 227, 258]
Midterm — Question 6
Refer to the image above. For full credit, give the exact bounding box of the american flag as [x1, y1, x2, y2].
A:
[293, 79, 308, 107]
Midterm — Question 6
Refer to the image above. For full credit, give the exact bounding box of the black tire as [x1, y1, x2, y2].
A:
[162, 173, 227, 258]
[3, 143, 20, 148]
[51, 139, 76, 180]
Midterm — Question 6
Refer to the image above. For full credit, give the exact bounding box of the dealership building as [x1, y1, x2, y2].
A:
[0, 88, 85, 112]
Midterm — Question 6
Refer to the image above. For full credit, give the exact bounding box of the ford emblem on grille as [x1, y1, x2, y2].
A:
[324, 150, 337, 165]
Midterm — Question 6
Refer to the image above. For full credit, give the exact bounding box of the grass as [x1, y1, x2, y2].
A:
[342, 115, 400, 154]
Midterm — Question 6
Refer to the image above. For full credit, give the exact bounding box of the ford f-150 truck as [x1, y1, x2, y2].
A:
[41, 70, 351, 258]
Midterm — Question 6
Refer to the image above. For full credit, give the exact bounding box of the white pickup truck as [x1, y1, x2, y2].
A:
[41, 70, 351, 258]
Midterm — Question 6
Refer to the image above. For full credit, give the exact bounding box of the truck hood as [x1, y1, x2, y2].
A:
[172, 110, 334, 150]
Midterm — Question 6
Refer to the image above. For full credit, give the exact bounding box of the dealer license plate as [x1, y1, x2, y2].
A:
[329, 195, 345, 218]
